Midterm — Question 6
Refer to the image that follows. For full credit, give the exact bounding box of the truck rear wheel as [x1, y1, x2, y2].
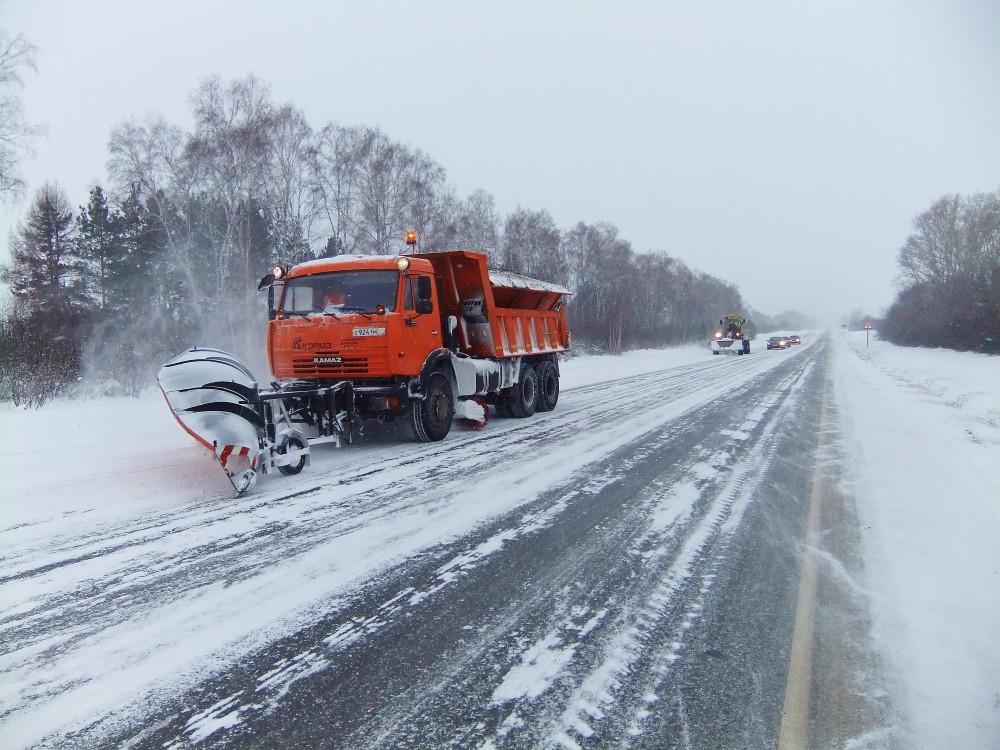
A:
[411, 370, 454, 442]
[507, 364, 538, 418]
[536, 360, 559, 412]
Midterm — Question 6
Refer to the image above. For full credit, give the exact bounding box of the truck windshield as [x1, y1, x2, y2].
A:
[280, 270, 399, 314]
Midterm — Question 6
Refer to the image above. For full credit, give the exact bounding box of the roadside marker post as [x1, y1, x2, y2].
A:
[864, 320, 872, 348]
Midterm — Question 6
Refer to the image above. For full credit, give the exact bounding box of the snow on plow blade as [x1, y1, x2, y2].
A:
[157, 347, 264, 495]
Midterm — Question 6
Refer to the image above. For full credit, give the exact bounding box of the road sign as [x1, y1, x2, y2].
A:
[863, 321, 873, 330]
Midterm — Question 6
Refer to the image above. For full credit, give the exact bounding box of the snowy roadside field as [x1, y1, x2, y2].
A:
[831, 330, 1000, 749]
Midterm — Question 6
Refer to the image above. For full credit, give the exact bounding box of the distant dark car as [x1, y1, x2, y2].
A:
[787, 334, 802, 345]
[767, 336, 787, 350]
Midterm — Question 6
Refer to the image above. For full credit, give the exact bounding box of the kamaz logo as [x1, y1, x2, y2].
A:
[314, 356, 343, 364]
[292, 337, 332, 351]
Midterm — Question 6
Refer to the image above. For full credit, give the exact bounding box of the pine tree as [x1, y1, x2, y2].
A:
[0, 184, 89, 404]
[5, 183, 88, 314]
[83, 186, 184, 397]
[76, 185, 120, 315]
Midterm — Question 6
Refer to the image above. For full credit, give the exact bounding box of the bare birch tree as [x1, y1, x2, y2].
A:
[451, 189, 501, 262]
[0, 26, 42, 201]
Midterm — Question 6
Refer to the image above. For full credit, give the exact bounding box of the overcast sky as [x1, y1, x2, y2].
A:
[2, 0, 999, 325]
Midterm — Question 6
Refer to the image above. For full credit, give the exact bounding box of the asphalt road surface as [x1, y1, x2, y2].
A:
[5, 335, 894, 749]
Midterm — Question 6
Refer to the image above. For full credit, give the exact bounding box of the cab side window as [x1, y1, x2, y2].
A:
[403, 277, 415, 311]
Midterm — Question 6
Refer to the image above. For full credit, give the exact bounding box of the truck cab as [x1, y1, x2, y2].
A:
[263, 255, 444, 424]
[267, 255, 442, 382]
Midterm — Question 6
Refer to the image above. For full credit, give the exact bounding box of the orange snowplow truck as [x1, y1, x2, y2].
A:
[258, 249, 572, 443]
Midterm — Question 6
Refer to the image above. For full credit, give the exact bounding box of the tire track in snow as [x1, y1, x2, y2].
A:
[551, 363, 817, 749]
[0, 351, 782, 652]
[144, 347, 824, 750]
[479, 361, 815, 749]
[1, 345, 818, 749]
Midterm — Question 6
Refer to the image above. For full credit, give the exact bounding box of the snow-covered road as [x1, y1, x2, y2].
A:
[2, 331, 997, 749]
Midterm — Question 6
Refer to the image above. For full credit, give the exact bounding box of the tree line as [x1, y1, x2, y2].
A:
[880, 190, 1000, 353]
[1, 75, 746, 406]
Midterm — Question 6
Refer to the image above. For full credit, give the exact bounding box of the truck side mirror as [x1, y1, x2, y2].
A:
[267, 286, 277, 320]
[259, 277, 282, 320]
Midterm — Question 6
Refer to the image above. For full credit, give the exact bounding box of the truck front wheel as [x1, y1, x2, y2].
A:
[277, 436, 307, 475]
[411, 370, 454, 442]
[507, 364, 538, 418]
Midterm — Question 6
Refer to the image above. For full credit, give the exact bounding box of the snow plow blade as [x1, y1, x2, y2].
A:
[157, 347, 263, 495]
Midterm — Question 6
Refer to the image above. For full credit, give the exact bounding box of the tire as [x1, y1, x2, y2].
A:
[507, 364, 538, 418]
[277, 436, 307, 475]
[536, 360, 559, 412]
[410, 370, 454, 442]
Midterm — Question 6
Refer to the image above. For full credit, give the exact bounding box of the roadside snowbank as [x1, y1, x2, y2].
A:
[831, 330, 1000, 749]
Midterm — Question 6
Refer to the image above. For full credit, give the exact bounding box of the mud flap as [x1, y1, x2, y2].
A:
[455, 397, 490, 430]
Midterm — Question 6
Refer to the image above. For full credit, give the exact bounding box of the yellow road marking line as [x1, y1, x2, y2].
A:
[777, 380, 828, 750]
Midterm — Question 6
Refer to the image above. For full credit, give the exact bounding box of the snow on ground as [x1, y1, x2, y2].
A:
[0, 342, 711, 527]
[1, 333, 998, 747]
[831, 330, 1000, 749]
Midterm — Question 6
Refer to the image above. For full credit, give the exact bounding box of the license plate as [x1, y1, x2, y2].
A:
[353, 327, 386, 337]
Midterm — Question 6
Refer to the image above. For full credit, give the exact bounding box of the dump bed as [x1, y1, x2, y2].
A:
[421, 251, 571, 360]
